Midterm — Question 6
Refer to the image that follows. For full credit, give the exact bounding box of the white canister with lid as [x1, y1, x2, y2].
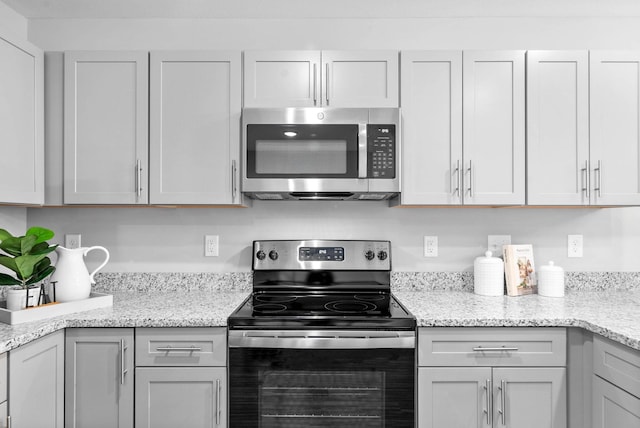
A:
[538, 261, 565, 297]
[473, 251, 505, 296]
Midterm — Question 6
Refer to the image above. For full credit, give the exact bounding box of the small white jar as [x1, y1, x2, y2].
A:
[538, 261, 565, 297]
[474, 251, 505, 296]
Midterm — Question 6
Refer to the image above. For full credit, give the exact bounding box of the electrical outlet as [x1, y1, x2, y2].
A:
[424, 236, 438, 257]
[205, 235, 219, 257]
[65, 234, 81, 249]
[568, 234, 583, 257]
[488, 235, 511, 255]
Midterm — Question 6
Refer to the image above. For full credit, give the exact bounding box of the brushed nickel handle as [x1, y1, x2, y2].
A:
[231, 160, 237, 201]
[594, 160, 602, 198]
[325, 63, 330, 105]
[452, 160, 461, 196]
[135, 159, 142, 201]
[484, 378, 492, 426]
[7, 415, 11, 428]
[155, 346, 202, 352]
[215, 379, 222, 426]
[498, 379, 506, 425]
[467, 160, 473, 198]
[120, 339, 128, 385]
[473, 346, 519, 352]
[313, 64, 317, 106]
[581, 160, 590, 200]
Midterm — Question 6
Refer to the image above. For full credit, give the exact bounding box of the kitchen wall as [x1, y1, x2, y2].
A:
[15, 0, 640, 273]
[0, 0, 26, 41]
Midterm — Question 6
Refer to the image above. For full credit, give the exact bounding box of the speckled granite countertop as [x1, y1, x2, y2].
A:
[0, 288, 638, 354]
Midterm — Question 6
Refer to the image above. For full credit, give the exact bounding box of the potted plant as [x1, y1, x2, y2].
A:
[0, 227, 57, 310]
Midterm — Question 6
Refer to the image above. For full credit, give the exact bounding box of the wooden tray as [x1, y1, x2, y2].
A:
[0, 293, 113, 325]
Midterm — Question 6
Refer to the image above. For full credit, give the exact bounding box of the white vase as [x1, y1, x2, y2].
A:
[49, 246, 110, 302]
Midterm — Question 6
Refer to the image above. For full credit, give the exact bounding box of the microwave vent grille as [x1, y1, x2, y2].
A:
[254, 193, 285, 200]
[357, 194, 388, 201]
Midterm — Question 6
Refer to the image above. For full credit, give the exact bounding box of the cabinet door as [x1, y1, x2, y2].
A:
[150, 51, 241, 205]
[590, 51, 640, 205]
[493, 367, 567, 428]
[65, 328, 134, 428]
[135, 367, 227, 428]
[322, 50, 398, 107]
[0, 33, 44, 205]
[243, 50, 320, 107]
[64, 51, 149, 204]
[9, 331, 64, 428]
[593, 375, 640, 428]
[400, 51, 463, 205]
[463, 51, 525, 205]
[527, 51, 589, 205]
[418, 367, 491, 428]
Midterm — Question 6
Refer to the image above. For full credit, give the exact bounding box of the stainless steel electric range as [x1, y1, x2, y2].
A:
[228, 240, 416, 427]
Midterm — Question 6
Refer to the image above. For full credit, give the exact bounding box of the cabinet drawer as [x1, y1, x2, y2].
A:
[594, 335, 640, 398]
[136, 328, 226, 367]
[418, 327, 566, 367]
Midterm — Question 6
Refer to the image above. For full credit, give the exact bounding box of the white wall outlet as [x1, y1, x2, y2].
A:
[65, 234, 81, 249]
[487, 235, 511, 255]
[568, 234, 583, 257]
[205, 235, 219, 257]
[424, 236, 438, 257]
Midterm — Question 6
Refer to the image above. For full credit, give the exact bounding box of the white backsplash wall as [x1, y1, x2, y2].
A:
[26, 205, 640, 273]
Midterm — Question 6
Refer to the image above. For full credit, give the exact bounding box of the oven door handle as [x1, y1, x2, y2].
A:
[228, 330, 415, 349]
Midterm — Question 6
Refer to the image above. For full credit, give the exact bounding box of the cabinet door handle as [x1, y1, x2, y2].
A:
[155, 346, 202, 352]
[484, 378, 492, 426]
[135, 159, 143, 201]
[498, 379, 506, 425]
[120, 339, 128, 385]
[473, 346, 519, 352]
[7, 415, 10, 428]
[581, 160, 590, 200]
[313, 64, 318, 106]
[231, 160, 237, 202]
[325, 63, 330, 105]
[467, 160, 473, 198]
[215, 378, 222, 426]
[594, 160, 602, 198]
[452, 160, 461, 196]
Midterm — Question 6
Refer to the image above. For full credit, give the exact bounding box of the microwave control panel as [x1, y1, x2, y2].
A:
[367, 125, 396, 178]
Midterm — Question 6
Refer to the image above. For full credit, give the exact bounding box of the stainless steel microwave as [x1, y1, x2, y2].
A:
[241, 107, 400, 201]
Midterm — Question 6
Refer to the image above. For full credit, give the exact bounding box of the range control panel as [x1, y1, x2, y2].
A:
[367, 125, 396, 179]
[253, 240, 391, 271]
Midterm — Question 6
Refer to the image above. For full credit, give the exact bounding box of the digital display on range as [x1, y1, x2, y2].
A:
[299, 247, 344, 261]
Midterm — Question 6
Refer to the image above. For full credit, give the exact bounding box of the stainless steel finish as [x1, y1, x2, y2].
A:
[452, 160, 461, 196]
[313, 63, 318, 106]
[325, 63, 330, 105]
[215, 379, 221, 426]
[135, 159, 142, 201]
[253, 240, 391, 271]
[484, 379, 492, 425]
[499, 379, 506, 425]
[594, 160, 602, 198]
[7, 415, 10, 428]
[467, 160, 473, 198]
[358, 123, 368, 178]
[582, 160, 590, 200]
[155, 346, 202, 352]
[228, 330, 415, 349]
[231, 160, 237, 201]
[473, 346, 519, 352]
[120, 339, 128, 385]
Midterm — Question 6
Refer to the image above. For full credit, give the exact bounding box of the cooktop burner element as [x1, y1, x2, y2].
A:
[227, 240, 416, 330]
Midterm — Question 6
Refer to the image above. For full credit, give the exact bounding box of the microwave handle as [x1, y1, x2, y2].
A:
[358, 123, 368, 178]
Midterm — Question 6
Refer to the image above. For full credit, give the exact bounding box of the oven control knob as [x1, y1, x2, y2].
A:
[268, 250, 279, 261]
[377, 250, 388, 261]
[256, 250, 266, 261]
[364, 250, 375, 261]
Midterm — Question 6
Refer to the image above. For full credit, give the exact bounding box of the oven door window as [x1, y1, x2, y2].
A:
[229, 348, 414, 427]
[246, 124, 359, 178]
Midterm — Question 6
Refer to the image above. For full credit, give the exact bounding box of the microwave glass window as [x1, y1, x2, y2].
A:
[255, 140, 347, 174]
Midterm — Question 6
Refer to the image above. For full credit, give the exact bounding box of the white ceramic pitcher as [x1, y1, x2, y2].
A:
[49, 246, 110, 302]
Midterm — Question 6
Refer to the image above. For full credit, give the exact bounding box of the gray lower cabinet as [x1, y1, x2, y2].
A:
[65, 328, 134, 428]
[9, 331, 64, 428]
[592, 375, 640, 427]
[135, 367, 226, 428]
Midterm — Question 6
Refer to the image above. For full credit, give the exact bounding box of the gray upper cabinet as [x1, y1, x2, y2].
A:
[463, 51, 525, 205]
[149, 51, 242, 205]
[590, 51, 640, 206]
[399, 51, 463, 205]
[64, 51, 149, 204]
[9, 331, 64, 428]
[527, 51, 589, 206]
[243, 50, 398, 108]
[65, 328, 134, 428]
[0, 32, 44, 205]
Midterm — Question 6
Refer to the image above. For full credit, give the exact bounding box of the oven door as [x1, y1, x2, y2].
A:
[228, 330, 415, 427]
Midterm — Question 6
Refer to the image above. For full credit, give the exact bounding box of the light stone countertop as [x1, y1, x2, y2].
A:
[0, 288, 638, 353]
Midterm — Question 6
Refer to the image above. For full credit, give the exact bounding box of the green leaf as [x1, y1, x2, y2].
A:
[28, 243, 57, 256]
[32, 257, 51, 275]
[26, 227, 54, 244]
[0, 256, 18, 274]
[0, 229, 12, 242]
[25, 266, 55, 286]
[20, 235, 37, 256]
[14, 254, 48, 280]
[0, 237, 22, 257]
[0, 273, 21, 286]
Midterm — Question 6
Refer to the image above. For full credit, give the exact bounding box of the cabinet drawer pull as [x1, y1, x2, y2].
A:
[120, 339, 128, 385]
[499, 379, 506, 425]
[313, 63, 318, 106]
[472, 346, 519, 352]
[215, 379, 222, 426]
[325, 63, 330, 105]
[155, 346, 202, 352]
[594, 160, 603, 198]
[231, 160, 237, 201]
[452, 160, 461, 196]
[484, 379, 492, 425]
[135, 159, 143, 201]
[581, 160, 590, 200]
[466, 160, 473, 198]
